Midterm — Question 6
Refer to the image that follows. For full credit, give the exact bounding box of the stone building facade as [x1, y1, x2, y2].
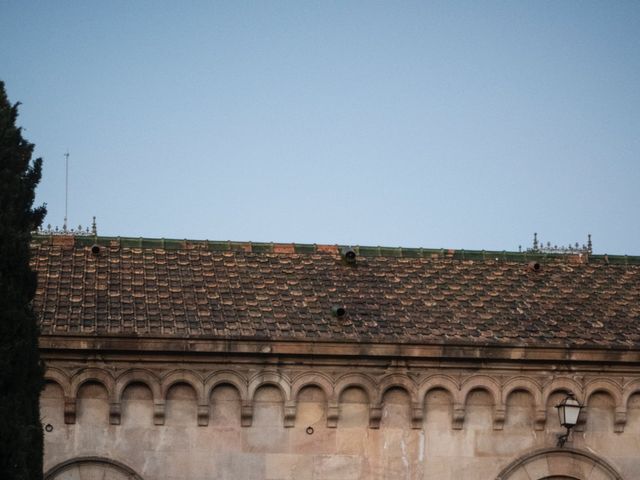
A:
[33, 235, 640, 479]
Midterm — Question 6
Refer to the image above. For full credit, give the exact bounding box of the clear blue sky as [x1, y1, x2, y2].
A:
[2, 1, 639, 254]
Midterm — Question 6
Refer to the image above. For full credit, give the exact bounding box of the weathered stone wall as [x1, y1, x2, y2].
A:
[41, 354, 640, 480]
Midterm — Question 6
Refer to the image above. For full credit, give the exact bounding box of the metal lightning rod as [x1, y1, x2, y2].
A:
[63, 151, 69, 231]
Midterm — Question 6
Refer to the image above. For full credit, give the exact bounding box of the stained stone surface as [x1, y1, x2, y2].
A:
[42, 371, 640, 480]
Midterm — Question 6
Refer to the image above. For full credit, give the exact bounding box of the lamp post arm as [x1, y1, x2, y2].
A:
[557, 432, 569, 447]
[557, 425, 574, 447]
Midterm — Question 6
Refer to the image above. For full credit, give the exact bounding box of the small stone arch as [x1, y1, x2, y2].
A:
[334, 373, 377, 403]
[41, 369, 69, 425]
[621, 379, 640, 433]
[542, 377, 584, 407]
[461, 376, 503, 430]
[290, 372, 333, 428]
[205, 370, 248, 402]
[248, 372, 292, 427]
[502, 376, 545, 430]
[495, 447, 623, 480]
[622, 378, 640, 409]
[114, 369, 162, 403]
[71, 368, 116, 402]
[333, 372, 378, 428]
[248, 371, 291, 403]
[378, 374, 420, 428]
[584, 380, 624, 433]
[418, 374, 461, 429]
[584, 378, 623, 406]
[460, 375, 501, 406]
[44, 368, 72, 398]
[161, 370, 205, 405]
[417, 374, 460, 405]
[291, 372, 334, 402]
[207, 371, 247, 427]
[376, 374, 418, 405]
[44, 456, 144, 480]
[502, 376, 543, 407]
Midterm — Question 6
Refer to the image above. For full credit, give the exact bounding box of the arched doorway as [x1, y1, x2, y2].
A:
[496, 447, 623, 480]
[44, 456, 143, 480]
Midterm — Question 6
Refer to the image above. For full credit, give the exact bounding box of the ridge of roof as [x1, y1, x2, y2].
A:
[30, 233, 640, 265]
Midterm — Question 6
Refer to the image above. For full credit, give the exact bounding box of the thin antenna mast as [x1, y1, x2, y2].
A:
[35, 150, 96, 236]
[63, 151, 69, 231]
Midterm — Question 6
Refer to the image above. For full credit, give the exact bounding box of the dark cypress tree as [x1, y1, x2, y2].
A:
[0, 81, 47, 480]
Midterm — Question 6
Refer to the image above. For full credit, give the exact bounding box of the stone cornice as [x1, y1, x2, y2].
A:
[39, 335, 640, 365]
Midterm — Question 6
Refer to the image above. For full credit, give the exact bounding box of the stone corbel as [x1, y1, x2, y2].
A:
[153, 402, 165, 426]
[197, 404, 210, 427]
[614, 406, 627, 433]
[452, 403, 465, 430]
[64, 397, 76, 424]
[369, 404, 382, 429]
[493, 406, 506, 431]
[534, 409, 546, 431]
[241, 401, 253, 427]
[326, 402, 339, 428]
[411, 402, 423, 429]
[284, 401, 297, 428]
[109, 402, 121, 425]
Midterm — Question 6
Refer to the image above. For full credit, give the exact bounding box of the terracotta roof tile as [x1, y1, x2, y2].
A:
[30, 236, 640, 347]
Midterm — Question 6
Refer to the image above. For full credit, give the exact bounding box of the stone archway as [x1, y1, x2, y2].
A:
[44, 456, 143, 480]
[496, 447, 623, 480]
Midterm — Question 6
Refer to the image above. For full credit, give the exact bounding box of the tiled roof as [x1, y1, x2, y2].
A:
[31, 235, 640, 348]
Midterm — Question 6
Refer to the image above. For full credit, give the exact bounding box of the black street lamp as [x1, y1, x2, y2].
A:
[555, 393, 583, 447]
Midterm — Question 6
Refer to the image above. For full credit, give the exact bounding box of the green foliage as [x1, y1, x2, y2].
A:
[0, 81, 47, 480]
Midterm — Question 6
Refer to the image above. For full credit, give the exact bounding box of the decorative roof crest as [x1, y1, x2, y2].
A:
[37, 216, 97, 237]
[525, 232, 592, 255]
